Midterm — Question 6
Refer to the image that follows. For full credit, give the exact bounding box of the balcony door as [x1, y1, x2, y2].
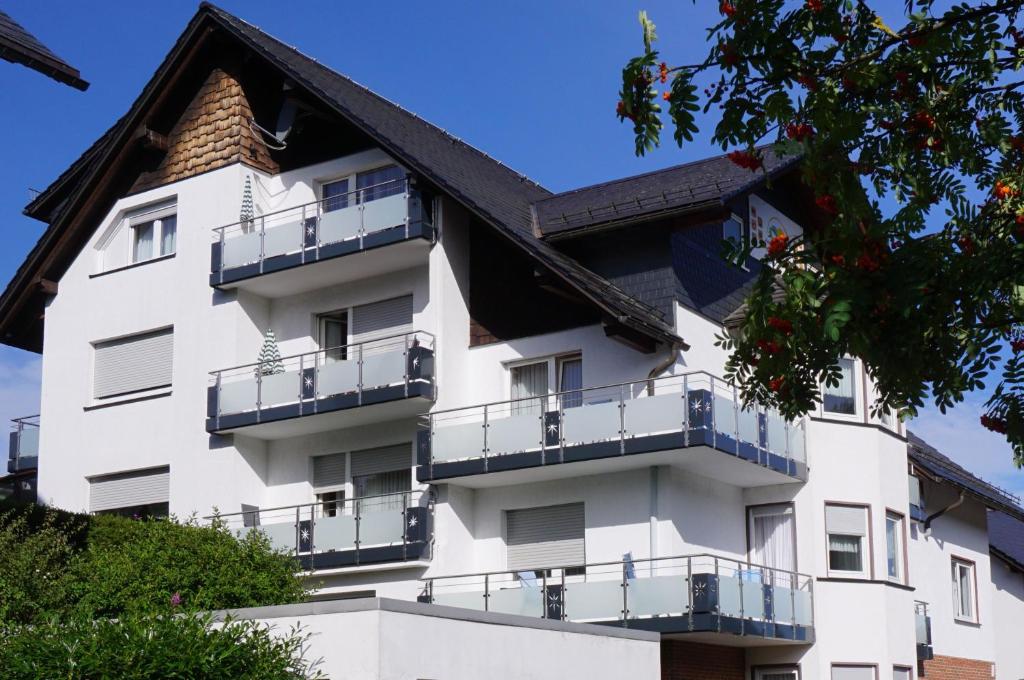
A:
[351, 445, 411, 513]
[318, 311, 348, 362]
[748, 504, 797, 586]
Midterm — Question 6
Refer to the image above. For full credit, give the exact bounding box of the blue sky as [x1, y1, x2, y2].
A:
[0, 1, 1020, 497]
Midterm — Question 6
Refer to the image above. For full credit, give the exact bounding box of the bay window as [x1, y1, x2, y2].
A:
[823, 357, 858, 415]
[826, 503, 870, 578]
[885, 511, 906, 583]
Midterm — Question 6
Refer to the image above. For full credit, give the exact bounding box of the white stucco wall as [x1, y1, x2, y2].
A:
[991, 555, 1024, 680]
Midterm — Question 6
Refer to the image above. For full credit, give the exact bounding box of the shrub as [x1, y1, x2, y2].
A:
[0, 507, 82, 624]
[66, 514, 309, 619]
[0, 613, 324, 680]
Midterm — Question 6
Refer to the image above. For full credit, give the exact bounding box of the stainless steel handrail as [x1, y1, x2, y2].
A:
[205, 489, 426, 520]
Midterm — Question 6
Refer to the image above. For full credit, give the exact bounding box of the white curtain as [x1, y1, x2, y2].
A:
[511, 362, 548, 415]
[751, 506, 795, 586]
[159, 215, 177, 256]
[133, 222, 154, 262]
[559, 357, 583, 409]
[355, 469, 411, 513]
[825, 358, 857, 413]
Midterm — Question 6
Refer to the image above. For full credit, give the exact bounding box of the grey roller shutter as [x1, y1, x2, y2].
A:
[350, 445, 410, 477]
[93, 328, 173, 398]
[506, 503, 585, 571]
[313, 453, 347, 489]
[89, 466, 170, 513]
[825, 505, 867, 535]
[351, 296, 413, 345]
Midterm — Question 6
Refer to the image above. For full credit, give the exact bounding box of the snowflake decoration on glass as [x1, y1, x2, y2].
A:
[546, 422, 559, 436]
[693, 581, 707, 598]
[306, 224, 317, 238]
[304, 376, 314, 389]
[300, 528, 310, 541]
[412, 356, 420, 369]
[408, 515, 418, 528]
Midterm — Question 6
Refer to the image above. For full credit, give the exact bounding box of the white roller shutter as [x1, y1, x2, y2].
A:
[831, 666, 876, 680]
[825, 505, 868, 535]
[93, 328, 173, 398]
[506, 503, 585, 571]
[313, 453, 347, 489]
[90, 466, 170, 513]
[351, 296, 413, 345]
[350, 445, 410, 478]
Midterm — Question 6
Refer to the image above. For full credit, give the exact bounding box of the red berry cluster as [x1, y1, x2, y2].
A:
[785, 123, 815, 142]
[815, 194, 838, 215]
[980, 414, 1008, 434]
[805, 0, 824, 12]
[767, 316, 793, 335]
[658, 62, 669, 84]
[719, 1, 736, 17]
[727, 149, 763, 170]
[767, 232, 789, 257]
[768, 377, 785, 392]
[757, 339, 782, 355]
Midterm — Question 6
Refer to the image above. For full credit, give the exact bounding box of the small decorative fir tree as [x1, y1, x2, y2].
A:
[257, 329, 284, 376]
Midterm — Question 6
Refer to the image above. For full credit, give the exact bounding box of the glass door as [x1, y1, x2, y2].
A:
[749, 504, 797, 587]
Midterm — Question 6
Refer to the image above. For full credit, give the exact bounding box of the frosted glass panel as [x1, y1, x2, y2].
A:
[362, 351, 404, 387]
[313, 515, 356, 552]
[363, 193, 406, 233]
[774, 585, 794, 623]
[220, 377, 257, 413]
[562, 401, 620, 443]
[714, 394, 738, 435]
[488, 587, 543, 617]
[320, 206, 361, 243]
[19, 428, 39, 457]
[915, 612, 928, 643]
[262, 220, 303, 258]
[794, 589, 812, 625]
[628, 575, 687, 617]
[433, 591, 487, 611]
[260, 522, 297, 553]
[260, 370, 298, 406]
[223, 231, 261, 268]
[789, 425, 805, 463]
[623, 393, 683, 437]
[318, 360, 359, 396]
[359, 510, 403, 546]
[738, 407, 759, 446]
[432, 421, 485, 461]
[767, 413, 788, 455]
[565, 579, 622, 620]
[488, 413, 542, 454]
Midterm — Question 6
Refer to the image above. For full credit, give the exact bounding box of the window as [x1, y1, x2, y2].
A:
[321, 165, 405, 213]
[723, 214, 744, 243]
[508, 353, 583, 414]
[749, 504, 797, 586]
[506, 503, 585, 573]
[885, 512, 906, 583]
[312, 452, 347, 517]
[558, 355, 583, 409]
[755, 669, 799, 680]
[951, 557, 977, 622]
[825, 504, 870, 578]
[831, 666, 876, 680]
[93, 327, 173, 400]
[823, 357, 858, 415]
[89, 466, 169, 517]
[511, 361, 549, 416]
[318, 311, 348, 362]
[350, 445, 411, 514]
[893, 667, 913, 680]
[129, 204, 176, 263]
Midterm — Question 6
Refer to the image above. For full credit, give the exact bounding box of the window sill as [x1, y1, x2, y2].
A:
[90, 253, 175, 278]
[84, 389, 172, 411]
[954, 616, 980, 627]
[817, 576, 915, 591]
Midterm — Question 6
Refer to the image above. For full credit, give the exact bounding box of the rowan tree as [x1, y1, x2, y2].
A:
[618, 0, 1024, 464]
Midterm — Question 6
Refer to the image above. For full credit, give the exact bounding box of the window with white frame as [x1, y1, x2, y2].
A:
[885, 511, 906, 583]
[825, 504, 870, 578]
[951, 557, 978, 622]
[823, 357, 858, 415]
[92, 327, 173, 400]
[321, 165, 405, 213]
[129, 202, 177, 264]
[831, 665, 876, 680]
[509, 353, 582, 415]
[755, 669, 799, 680]
[892, 666, 913, 680]
[723, 214, 744, 243]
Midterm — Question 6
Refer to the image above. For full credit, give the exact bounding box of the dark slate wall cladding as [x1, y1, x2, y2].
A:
[670, 227, 761, 324]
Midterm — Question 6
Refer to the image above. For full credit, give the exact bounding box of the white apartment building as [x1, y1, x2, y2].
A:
[2, 5, 1023, 679]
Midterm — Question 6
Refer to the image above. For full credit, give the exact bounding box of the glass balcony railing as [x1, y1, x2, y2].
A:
[915, 600, 934, 660]
[207, 331, 435, 433]
[8, 415, 39, 474]
[210, 489, 432, 571]
[420, 371, 806, 481]
[421, 553, 814, 641]
[211, 177, 432, 285]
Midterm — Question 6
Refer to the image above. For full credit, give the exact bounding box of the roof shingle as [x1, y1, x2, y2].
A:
[0, 10, 88, 90]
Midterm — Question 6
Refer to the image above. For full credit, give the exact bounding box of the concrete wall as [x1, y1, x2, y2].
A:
[215, 598, 661, 680]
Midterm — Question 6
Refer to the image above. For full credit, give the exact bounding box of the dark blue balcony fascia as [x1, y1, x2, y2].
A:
[207, 347, 434, 434]
[210, 220, 434, 289]
[294, 506, 432, 571]
[417, 423, 806, 484]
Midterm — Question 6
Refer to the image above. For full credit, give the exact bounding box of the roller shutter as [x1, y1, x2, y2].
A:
[506, 503, 585, 571]
[89, 466, 170, 513]
[351, 296, 413, 345]
[93, 328, 173, 398]
[350, 445, 410, 478]
[825, 505, 868, 535]
[313, 453, 347, 489]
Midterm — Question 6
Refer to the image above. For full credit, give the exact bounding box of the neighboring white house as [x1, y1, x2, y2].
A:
[1, 5, 1023, 679]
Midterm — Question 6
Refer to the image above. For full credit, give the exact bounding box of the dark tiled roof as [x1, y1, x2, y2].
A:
[989, 511, 1024, 572]
[907, 432, 1024, 523]
[534, 148, 800, 238]
[9, 3, 678, 350]
[0, 10, 88, 90]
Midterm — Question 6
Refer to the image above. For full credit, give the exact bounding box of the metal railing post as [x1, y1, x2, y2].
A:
[710, 375, 717, 449]
[298, 354, 304, 417]
[404, 178, 411, 239]
[403, 333, 410, 398]
[484, 574, 490, 612]
[357, 342, 364, 406]
[256, 369, 263, 423]
[714, 556, 721, 633]
[258, 216, 266, 274]
[542, 571, 548, 619]
[294, 506, 300, 558]
[621, 561, 629, 626]
[218, 228, 225, 284]
[619, 384, 626, 454]
[483, 405, 489, 472]
[402, 491, 409, 560]
[561, 569, 566, 621]
[738, 558, 745, 635]
[309, 503, 316, 571]
[683, 374, 690, 446]
[354, 496, 362, 564]
[686, 556, 693, 631]
[732, 383, 741, 455]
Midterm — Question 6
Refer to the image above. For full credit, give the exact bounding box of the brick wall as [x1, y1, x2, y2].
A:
[661, 640, 745, 680]
[133, 67, 278, 192]
[920, 655, 993, 680]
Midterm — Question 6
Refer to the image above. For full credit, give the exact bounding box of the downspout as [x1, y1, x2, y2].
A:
[923, 490, 965, 533]
[646, 341, 684, 395]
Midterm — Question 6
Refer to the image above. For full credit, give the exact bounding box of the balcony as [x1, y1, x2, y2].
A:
[210, 177, 433, 297]
[211, 490, 432, 571]
[418, 372, 806, 487]
[8, 415, 39, 474]
[420, 553, 814, 644]
[915, 601, 934, 661]
[207, 332, 435, 439]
